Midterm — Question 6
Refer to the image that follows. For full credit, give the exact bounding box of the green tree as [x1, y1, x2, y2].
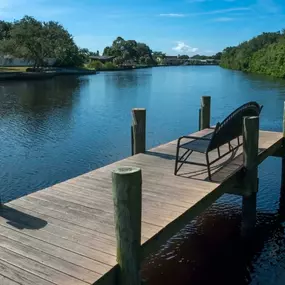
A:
[213, 52, 222, 60]
[103, 36, 155, 66]
[87, 60, 103, 70]
[43, 20, 84, 67]
[191, 54, 209, 60]
[3, 16, 47, 67]
[113, 56, 124, 65]
[152, 51, 165, 64]
[0, 21, 12, 40]
[178, 55, 189, 59]
[220, 31, 283, 77]
[0, 16, 85, 68]
[104, 62, 116, 69]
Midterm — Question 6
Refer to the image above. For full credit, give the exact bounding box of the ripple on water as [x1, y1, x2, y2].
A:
[1, 68, 285, 284]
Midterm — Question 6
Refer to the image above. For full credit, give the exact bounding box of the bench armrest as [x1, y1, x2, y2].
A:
[177, 135, 212, 148]
[180, 135, 212, 141]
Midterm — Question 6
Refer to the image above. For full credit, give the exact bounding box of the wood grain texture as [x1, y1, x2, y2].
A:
[2, 128, 283, 285]
[241, 116, 259, 236]
[132, 108, 146, 154]
[0, 275, 21, 285]
[200, 96, 211, 129]
[112, 167, 142, 285]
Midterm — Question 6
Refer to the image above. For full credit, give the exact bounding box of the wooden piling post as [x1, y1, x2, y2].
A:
[112, 166, 142, 285]
[131, 126, 134, 156]
[241, 116, 259, 236]
[132, 108, 146, 155]
[200, 96, 211, 130]
[198, 108, 201, 131]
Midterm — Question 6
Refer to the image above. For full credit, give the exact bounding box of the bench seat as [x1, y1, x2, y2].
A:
[174, 102, 263, 180]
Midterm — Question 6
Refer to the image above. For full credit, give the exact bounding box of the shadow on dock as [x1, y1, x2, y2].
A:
[145, 148, 241, 182]
[0, 205, 47, 230]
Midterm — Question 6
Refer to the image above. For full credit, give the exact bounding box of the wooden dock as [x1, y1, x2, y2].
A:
[0, 98, 284, 285]
[0, 128, 283, 285]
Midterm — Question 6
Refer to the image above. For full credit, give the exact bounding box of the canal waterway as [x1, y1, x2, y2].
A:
[1, 66, 285, 284]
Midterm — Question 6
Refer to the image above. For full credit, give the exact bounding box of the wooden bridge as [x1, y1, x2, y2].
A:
[0, 97, 284, 285]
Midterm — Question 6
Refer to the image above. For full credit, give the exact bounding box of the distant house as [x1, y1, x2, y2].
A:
[206, 59, 220, 64]
[0, 55, 56, 67]
[163, 56, 181, 65]
[89, 56, 116, 64]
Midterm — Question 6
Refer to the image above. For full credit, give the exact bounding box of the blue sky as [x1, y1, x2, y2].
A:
[1, 0, 285, 55]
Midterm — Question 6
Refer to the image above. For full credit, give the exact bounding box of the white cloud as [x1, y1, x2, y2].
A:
[172, 41, 198, 53]
[159, 13, 186, 17]
[158, 7, 251, 18]
[213, 17, 235, 22]
[193, 7, 250, 16]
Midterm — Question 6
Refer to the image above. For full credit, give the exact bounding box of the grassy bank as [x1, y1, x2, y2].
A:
[0, 67, 28, 73]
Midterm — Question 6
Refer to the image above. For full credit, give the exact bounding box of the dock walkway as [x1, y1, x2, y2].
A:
[0, 128, 283, 285]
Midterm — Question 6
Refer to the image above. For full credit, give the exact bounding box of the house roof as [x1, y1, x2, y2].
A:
[89, 56, 116, 60]
[164, 56, 178, 59]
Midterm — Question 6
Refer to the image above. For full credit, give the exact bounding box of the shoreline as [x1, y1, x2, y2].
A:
[97, 64, 219, 72]
[0, 69, 97, 81]
[0, 64, 220, 81]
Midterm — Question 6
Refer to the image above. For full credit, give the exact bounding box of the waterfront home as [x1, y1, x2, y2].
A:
[0, 55, 56, 67]
[163, 55, 181, 65]
[89, 55, 116, 64]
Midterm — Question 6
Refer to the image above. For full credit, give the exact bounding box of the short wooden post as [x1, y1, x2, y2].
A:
[132, 108, 146, 154]
[112, 167, 142, 285]
[241, 116, 259, 236]
[131, 126, 134, 156]
[200, 96, 211, 130]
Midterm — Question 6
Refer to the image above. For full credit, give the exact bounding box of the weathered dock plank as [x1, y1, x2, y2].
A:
[1, 128, 283, 285]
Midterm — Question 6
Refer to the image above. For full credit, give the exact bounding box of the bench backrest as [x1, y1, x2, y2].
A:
[207, 102, 263, 152]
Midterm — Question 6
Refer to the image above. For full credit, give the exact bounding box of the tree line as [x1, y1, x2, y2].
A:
[103, 37, 155, 66]
[220, 30, 285, 78]
[0, 16, 90, 67]
[0, 15, 221, 69]
[0, 16, 162, 68]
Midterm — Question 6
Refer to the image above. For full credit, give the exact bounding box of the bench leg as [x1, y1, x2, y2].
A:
[206, 152, 212, 181]
[174, 145, 180, 175]
[175, 149, 193, 175]
[228, 142, 231, 151]
[217, 147, 221, 157]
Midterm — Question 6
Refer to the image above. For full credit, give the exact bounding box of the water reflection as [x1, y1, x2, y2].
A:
[0, 76, 89, 202]
[103, 69, 152, 89]
[0, 76, 89, 122]
[0, 67, 285, 284]
[142, 190, 285, 285]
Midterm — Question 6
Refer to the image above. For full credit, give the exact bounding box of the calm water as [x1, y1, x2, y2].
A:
[1, 66, 285, 284]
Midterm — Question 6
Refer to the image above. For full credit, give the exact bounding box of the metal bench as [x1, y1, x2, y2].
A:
[174, 102, 263, 180]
